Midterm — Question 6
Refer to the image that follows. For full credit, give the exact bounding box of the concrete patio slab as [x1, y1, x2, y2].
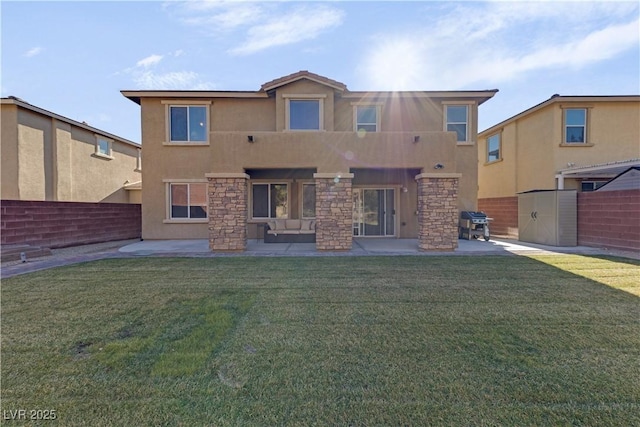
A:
[117, 238, 607, 257]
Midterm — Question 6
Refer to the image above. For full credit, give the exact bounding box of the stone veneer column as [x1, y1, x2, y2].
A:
[314, 173, 354, 251]
[415, 173, 461, 251]
[205, 173, 249, 252]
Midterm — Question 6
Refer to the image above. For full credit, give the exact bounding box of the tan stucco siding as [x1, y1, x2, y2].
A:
[1, 102, 141, 203]
[212, 98, 276, 131]
[478, 125, 518, 199]
[55, 121, 74, 201]
[17, 122, 46, 200]
[479, 99, 640, 200]
[135, 79, 487, 241]
[554, 102, 640, 169]
[1, 104, 20, 199]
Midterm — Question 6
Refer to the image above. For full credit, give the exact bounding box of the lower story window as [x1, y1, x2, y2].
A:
[581, 181, 607, 192]
[252, 183, 288, 219]
[170, 183, 207, 219]
[302, 183, 316, 218]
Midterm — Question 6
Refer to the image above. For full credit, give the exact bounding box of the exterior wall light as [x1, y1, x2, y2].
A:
[413, 135, 420, 143]
[247, 135, 254, 143]
[434, 163, 444, 169]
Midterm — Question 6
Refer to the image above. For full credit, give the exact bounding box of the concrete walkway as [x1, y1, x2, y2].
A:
[2, 237, 635, 279]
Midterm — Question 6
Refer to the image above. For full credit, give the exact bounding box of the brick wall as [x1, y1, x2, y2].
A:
[577, 189, 640, 252]
[1, 200, 141, 248]
[478, 196, 519, 238]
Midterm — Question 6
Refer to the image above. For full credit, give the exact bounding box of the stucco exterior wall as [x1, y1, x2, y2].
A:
[1, 101, 141, 203]
[479, 99, 640, 200]
[1, 104, 20, 199]
[132, 76, 491, 241]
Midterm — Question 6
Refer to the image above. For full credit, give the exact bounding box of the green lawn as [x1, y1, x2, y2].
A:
[2, 255, 639, 426]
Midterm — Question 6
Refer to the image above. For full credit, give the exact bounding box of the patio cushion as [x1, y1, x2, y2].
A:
[285, 219, 301, 230]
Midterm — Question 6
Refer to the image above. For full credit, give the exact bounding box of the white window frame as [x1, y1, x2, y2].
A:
[486, 132, 501, 163]
[250, 182, 290, 220]
[352, 103, 382, 133]
[93, 135, 113, 159]
[162, 100, 211, 145]
[563, 108, 587, 144]
[301, 182, 316, 219]
[443, 103, 472, 144]
[163, 180, 209, 223]
[283, 94, 325, 131]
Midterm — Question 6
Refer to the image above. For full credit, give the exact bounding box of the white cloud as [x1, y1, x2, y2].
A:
[24, 47, 43, 57]
[169, 2, 345, 55]
[136, 54, 164, 68]
[229, 5, 344, 55]
[121, 51, 216, 90]
[133, 70, 216, 90]
[360, 2, 640, 90]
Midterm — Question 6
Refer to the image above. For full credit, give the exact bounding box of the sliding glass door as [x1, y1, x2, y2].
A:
[352, 188, 395, 236]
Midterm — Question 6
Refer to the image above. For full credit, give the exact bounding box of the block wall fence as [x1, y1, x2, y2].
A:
[577, 189, 640, 252]
[478, 197, 519, 238]
[479, 189, 640, 252]
[1, 200, 141, 249]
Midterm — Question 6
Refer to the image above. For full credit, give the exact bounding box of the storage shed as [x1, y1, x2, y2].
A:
[518, 190, 577, 246]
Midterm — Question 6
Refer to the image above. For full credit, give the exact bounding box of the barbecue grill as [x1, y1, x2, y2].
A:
[459, 211, 491, 241]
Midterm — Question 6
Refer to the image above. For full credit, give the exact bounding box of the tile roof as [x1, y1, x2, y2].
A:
[261, 70, 348, 92]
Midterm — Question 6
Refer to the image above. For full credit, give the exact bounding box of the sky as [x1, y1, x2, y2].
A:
[2, 0, 639, 143]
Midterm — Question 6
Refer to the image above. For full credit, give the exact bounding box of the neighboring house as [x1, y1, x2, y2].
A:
[478, 95, 640, 238]
[1, 96, 142, 203]
[122, 71, 496, 252]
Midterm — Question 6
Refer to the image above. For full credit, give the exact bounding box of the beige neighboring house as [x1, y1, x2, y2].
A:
[122, 71, 497, 252]
[1, 96, 142, 203]
[478, 95, 640, 237]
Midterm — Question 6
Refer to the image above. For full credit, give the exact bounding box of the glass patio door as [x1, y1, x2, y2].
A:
[352, 188, 395, 236]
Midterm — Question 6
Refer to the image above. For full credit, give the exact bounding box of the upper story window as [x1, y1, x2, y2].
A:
[284, 94, 325, 131]
[445, 105, 469, 143]
[93, 135, 113, 159]
[289, 100, 320, 130]
[162, 101, 211, 145]
[487, 133, 501, 163]
[564, 108, 587, 144]
[355, 105, 379, 133]
[170, 106, 207, 142]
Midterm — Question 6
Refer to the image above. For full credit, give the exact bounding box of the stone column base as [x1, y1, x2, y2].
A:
[314, 173, 353, 251]
[206, 173, 249, 252]
[415, 173, 460, 251]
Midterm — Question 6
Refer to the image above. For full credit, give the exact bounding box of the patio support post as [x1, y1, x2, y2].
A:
[206, 173, 249, 252]
[314, 173, 354, 251]
[415, 173, 461, 251]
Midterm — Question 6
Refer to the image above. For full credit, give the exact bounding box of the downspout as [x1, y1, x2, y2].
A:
[555, 173, 564, 190]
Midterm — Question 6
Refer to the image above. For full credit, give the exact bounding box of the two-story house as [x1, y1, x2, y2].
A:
[1, 96, 142, 203]
[478, 95, 640, 238]
[122, 71, 496, 252]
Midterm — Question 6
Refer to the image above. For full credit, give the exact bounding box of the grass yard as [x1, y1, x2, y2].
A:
[2, 254, 639, 426]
